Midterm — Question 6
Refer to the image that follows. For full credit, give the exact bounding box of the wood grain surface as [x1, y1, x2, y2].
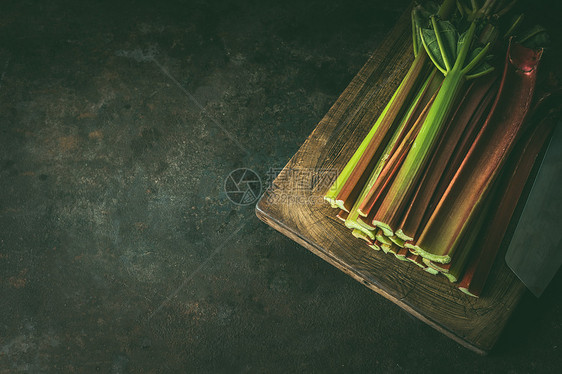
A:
[255, 8, 527, 354]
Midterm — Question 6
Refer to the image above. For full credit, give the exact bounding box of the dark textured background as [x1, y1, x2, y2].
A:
[0, 0, 561, 372]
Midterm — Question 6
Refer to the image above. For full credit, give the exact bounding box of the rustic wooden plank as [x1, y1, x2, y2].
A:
[255, 7, 527, 354]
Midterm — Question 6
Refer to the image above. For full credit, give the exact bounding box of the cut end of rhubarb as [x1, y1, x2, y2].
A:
[324, 195, 338, 209]
[404, 243, 419, 254]
[356, 217, 376, 231]
[345, 216, 373, 236]
[350, 226, 375, 241]
[423, 258, 449, 273]
[413, 245, 451, 264]
[458, 287, 479, 298]
[443, 272, 458, 283]
[406, 253, 426, 268]
[387, 244, 400, 255]
[372, 220, 394, 237]
[335, 200, 349, 212]
[376, 232, 392, 246]
[336, 210, 348, 222]
[369, 243, 381, 251]
[396, 250, 408, 259]
[394, 252, 410, 261]
[389, 235, 406, 247]
[395, 229, 414, 242]
[356, 209, 368, 218]
[424, 266, 439, 275]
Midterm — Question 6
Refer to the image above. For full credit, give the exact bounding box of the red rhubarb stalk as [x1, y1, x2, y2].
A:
[403, 74, 499, 249]
[371, 18, 494, 237]
[334, 51, 431, 211]
[336, 210, 349, 222]
[395, 74, 498, 242]
[459, 105, 558, 297]
[415, 40, 543, 264]
[357, 75, 440, 217]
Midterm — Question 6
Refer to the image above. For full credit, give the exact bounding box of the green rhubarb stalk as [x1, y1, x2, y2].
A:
[325, 0, 457, 211]
[343, 75, 433, 240]
[372, 19, 492, 236]
[356, 78, 442, 233]
[425, 266, 439, 275]
[401, 74, 499, 248]
[324, 81, 406, 208]
[357, 73, 441, 217]
[394, 251, 410, 261]
[415, 40, 543, 264]
[381, 243, 392, 254]
[395, 74, 498, 242]
[381, 242, 401, 255]
[332, 51, 431, 212]
[423, 259, 443, 272]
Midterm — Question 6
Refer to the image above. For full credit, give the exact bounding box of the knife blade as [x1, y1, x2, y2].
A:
[505, 121, 562, 297]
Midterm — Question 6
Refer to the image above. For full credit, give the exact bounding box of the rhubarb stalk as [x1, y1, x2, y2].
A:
[325, 0, 457, 211]
[343, 74, 436, 240]
[459, 103, 558, 297]
[372, 18, 493, 236]
[414, 40, 543, 263]
[395, 74, 498, 242]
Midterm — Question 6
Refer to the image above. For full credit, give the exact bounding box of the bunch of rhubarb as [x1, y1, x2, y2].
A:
[324, 0, 555, 297]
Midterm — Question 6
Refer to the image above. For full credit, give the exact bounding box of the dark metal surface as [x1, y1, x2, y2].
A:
[506, 122, 562, 297]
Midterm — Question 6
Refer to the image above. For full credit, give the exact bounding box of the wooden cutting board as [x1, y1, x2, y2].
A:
[255, 8, 527, 354]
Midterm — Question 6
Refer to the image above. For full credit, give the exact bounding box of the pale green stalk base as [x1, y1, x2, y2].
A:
[381, 243, 392, 254]
[422, 258, 448, 272]
[394, 253, 410, 261]
[356, 217, 377, 232]
[425, 266, 439, 275]
[395, 229, 413, 241]
[412, 245, 451, 264]
[376, 232, 392, 246]
[406, 255, 425, 268]
[404, 243, 419, 255]
[352, 229, 373, 242]
[389, 235, 406, 247]
[371, 220, 393, 237]
[346, 220, 375, 241]
[443, 272, 458, 283]
[459, 287, 479, 298]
